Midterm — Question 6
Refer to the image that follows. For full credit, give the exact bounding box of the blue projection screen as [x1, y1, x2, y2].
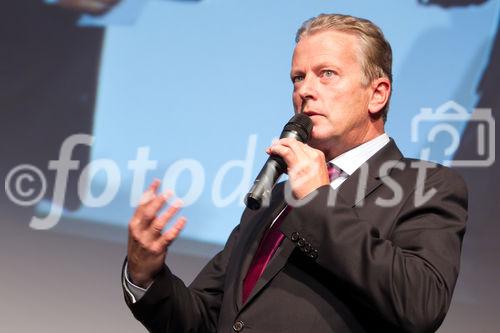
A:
[26, 0, 498, 247]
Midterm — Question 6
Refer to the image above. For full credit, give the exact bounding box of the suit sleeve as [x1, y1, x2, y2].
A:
[280, 166, 467, 333]
[123, 225, 241, 333]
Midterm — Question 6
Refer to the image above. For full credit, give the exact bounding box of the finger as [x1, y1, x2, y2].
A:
[266, 137, 282, 155]
[157, 216, 187, 248]
[131, 179, 162, 223]
[282, 138, 310, 160]
[268, 142, 302, 168]
[279, 138, 326, 166]
[137, 179, 161, 206]
[268, 144, 293, 162]
[150, 199, 184, 233]
[279, 137, 309, 153]
[140, 190, 174, 224]
[130, 191, 156, 230]
[270, 138, 305, 154]
[130, 183, 173, 229]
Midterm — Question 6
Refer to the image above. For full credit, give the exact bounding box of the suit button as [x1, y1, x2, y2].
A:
[291, 232, 300, 242]
[297, 237, 306, 247]
[302, 243, 312, 253]
[308, 249, 318, 260]
[233, 320, 244, 332]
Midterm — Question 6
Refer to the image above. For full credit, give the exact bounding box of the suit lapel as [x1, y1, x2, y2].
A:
[337, 139, 404, 207]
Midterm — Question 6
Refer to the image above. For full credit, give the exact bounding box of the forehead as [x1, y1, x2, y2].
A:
[291, 30, 361, 67]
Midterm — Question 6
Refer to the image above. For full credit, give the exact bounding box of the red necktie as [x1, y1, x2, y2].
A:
[327, 162, 341, 181]
[241, 163, 340, 304]
[242, 206, 290, 303]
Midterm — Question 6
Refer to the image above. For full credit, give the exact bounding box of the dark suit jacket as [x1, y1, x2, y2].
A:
[123, 139, 468, 333]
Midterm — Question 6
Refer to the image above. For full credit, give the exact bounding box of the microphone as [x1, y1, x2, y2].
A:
[245, 113, 313, 210]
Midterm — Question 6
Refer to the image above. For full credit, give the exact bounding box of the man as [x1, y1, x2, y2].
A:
[123, 14, 468, 332]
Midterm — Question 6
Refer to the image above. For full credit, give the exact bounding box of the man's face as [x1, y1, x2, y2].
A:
[291, 30, 373, 155]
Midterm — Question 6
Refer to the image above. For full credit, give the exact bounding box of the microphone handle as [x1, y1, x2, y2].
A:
[244, 155, 286, 210]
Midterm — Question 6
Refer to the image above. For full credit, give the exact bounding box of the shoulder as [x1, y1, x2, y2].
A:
[385, 157, 468, 213]
[396, 157, 467, 192]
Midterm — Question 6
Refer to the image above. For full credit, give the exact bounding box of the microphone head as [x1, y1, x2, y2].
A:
[244, 113, 313, 211]
[282, 113, 313, 142]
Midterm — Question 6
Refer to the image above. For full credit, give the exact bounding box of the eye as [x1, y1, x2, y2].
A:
[322, 70, 336, 78]
[292, 75, 304, 83]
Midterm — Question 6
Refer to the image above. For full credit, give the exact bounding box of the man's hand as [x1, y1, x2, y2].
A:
[267, 138, 330, 200]
[56, 0, 121, 16]
[127, 180, 186, 288]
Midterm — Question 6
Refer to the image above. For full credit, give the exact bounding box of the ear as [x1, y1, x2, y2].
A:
[368, 77, 391, 115]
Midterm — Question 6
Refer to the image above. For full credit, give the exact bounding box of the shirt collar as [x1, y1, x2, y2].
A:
[329, 133, 390, 176]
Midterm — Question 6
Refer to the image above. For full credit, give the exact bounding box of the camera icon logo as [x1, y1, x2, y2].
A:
[411, 100, 495, 167]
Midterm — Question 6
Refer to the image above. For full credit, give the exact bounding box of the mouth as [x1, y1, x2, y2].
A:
[302, 110, 323, 117]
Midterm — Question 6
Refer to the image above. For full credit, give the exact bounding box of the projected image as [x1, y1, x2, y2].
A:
[15, 0, 497, 245]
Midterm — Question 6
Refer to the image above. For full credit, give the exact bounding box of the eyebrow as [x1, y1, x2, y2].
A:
[312, 61, 340, 72]
[290, 70, 303, 79]
[290, 62, 340, 78]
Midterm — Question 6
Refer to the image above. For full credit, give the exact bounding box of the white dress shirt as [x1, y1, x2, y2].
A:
[329, 132, 390, 189]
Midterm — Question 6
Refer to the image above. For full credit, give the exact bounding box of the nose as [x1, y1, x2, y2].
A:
[296, 75, 318, 108]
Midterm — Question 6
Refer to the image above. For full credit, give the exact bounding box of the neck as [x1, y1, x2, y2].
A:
[323, 128, 385, 161]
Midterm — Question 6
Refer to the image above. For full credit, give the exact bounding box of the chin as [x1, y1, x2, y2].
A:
[308, 135, 331, 150]
[310, 126, 335, 141]
[308, 129, 340, 151]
